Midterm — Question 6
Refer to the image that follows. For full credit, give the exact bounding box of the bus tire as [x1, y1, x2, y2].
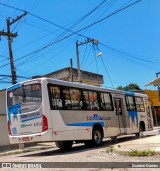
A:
[55, 141, 73, 150]
[92, 127, 103, 146]
[136, 122, 145, 137]
[85, 127, 103, 147]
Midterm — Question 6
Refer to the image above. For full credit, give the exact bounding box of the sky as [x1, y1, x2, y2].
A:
[0, 0, 159, 90]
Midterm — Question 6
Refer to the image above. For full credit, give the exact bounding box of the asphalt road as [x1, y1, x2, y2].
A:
[0, 135, 160, 171]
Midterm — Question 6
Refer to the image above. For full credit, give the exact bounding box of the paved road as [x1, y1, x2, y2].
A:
[0, 135, 160, 171]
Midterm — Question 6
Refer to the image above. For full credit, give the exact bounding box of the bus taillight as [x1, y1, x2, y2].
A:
[8, 121, 11, 135]
[42, 114, 48, 132]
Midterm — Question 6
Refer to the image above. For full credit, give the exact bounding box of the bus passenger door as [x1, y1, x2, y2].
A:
[145, 102, 153, 130]
[114, 98, 126, 134]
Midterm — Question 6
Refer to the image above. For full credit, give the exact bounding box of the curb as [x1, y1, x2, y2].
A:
[0, 145, 54, 156]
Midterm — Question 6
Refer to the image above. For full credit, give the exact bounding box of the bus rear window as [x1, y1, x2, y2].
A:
[7, 83, 42, 108]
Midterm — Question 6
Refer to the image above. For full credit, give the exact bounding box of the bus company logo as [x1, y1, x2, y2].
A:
[21, 124, 32, 128]
[87, 114, 111, 121]
[21, 112, 40, 122]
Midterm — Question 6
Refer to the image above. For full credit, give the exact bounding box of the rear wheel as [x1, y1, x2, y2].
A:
[136, 122, 145, 137]
[55, 141, 73, 150]
[139, 124, 144, 132]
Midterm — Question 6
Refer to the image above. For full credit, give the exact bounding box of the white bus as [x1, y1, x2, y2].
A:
[6, 78, 153, 150]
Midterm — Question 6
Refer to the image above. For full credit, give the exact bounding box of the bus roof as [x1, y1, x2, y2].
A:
[7, 77, 148, 98]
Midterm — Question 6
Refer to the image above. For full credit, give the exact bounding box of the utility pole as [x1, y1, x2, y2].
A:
[0, 12, 27, 84]
[76, 38, 98, 82]
[156, 72, 160, 101]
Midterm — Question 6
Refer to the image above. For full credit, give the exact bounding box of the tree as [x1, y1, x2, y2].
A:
[116, 83, 142, 91]
[116, 86, 125, 90]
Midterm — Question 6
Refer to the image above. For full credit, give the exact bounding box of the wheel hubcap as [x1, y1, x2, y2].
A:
[94, 131, 101, 144]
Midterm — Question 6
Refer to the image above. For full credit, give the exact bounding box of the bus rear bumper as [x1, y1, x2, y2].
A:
[9, 129, 53, 144]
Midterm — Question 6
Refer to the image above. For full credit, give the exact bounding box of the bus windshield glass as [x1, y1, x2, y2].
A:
[7, 83, 42, 109]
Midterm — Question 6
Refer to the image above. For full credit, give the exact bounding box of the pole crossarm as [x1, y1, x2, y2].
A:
[0, 31, 17, 37]
[9, 11, 27, 25]
[77, 38, 98, 46]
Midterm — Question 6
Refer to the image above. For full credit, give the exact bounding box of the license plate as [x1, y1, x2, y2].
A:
[22, 137, 30, 141]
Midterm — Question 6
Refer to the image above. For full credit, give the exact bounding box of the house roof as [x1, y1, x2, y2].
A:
[146, 77, 160, 86]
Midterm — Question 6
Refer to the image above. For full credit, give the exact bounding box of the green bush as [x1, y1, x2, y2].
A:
[126, 150, 157, 157]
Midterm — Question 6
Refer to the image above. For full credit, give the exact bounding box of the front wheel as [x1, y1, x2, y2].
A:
[92, 128, 103, 146]
[84, 127, 103, 147]
[55, 141, 73, 150]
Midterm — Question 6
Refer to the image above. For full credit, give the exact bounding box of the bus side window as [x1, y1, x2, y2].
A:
[99, 93, 106, 110]
[100, 93, 113, 111]
[62, 88, 72, 110]
[135, 97, 145, 112]
[125, 96, 136, 111]
[70, 88, 82, 110]
[50, 86, 62, 109]
[82, 91, 91, 110]
[88, 91, 99, 111]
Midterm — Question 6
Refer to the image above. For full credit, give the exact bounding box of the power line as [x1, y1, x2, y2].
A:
[100, 42, 160, 65]
[16, 1, 142, 64]
[100, 57, 114, 88]
[0, 0, 142, 69]
[0, 1, 109, 39]
[75, 0, 141, 33]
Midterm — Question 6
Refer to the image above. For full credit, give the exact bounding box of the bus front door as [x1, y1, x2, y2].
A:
[145, 102, 153, 130]
[114, 98, 126, 134]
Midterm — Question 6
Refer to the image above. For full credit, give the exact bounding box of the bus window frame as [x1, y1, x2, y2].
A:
[125, 95, 136, 111]
[47, 83, 114, 111]
[135, 96, 145, 112]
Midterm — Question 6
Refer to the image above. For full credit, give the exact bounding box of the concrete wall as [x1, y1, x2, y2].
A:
[0, 90, 6, 115]
[0, 90, 10, 146]
[0, 115, 10, 146]
[45, 67, 104, 86]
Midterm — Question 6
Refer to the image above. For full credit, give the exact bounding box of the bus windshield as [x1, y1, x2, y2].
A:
[7, 83, 42, 109]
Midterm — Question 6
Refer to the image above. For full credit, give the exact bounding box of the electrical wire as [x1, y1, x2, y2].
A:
[100, 57, 114, 88]
[99, 43, 160, 66]
[13, 0, 142, 67]
[0, 0, 142, 68]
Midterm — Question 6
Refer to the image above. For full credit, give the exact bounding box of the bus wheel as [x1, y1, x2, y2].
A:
[92, 128, 103, 146]
[136, 122, 145, 137]
[55, 141, 73, 150]
[139, 124, 144, 132]
[84, 127, 103, 147]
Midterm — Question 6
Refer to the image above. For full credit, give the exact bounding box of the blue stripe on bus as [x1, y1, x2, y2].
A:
[21, 116, 42, 123]
[8, 103, 21, 125]
[66, 122, 104, 127]
[128, 111, 138, 127]
[7, 83, 21, 92]
[125, 91, 135, 96]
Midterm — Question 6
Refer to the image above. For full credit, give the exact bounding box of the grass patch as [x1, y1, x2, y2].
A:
[126, 150, 157, 157]
[106, 146, 115, 153]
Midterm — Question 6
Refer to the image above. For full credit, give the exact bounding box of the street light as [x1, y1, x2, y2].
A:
[97, 52, 103, 57]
